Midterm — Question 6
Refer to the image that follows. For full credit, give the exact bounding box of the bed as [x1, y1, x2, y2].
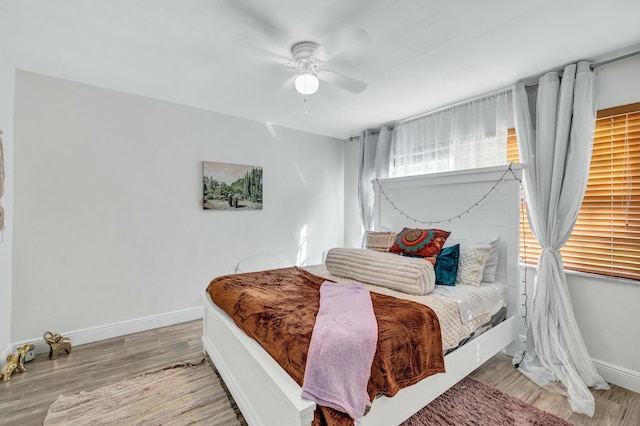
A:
[201, 165, 523, 426]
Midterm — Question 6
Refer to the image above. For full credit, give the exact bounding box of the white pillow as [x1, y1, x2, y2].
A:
[455, 245, 492, 286]
[481, 237, 501, 283]
[445, 236, 500, 282]
[365, 231, 397, 252]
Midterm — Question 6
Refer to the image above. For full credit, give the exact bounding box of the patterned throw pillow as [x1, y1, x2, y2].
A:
[390, 228, 450, 258]
[455, 245, 492, 286]
[365, 231, 397, 252]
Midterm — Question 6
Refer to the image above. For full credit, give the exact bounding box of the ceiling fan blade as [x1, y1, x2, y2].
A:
[277, 74, 298, 95]
[219, 0, 288, 44]
[318, 70, 368, 94]
[235, 32, 293, 65]
[320, 23, 370, 61]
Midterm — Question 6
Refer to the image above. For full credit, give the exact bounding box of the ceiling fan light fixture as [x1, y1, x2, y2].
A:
[294, 72, 319, 95]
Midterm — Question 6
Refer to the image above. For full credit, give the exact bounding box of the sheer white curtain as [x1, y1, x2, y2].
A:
[392, 91, 509, 177]
[358, 125, 394, 245]
[513, 62, 609, 417]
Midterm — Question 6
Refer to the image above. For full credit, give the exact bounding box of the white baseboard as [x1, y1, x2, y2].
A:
[593, 358, 640, 394]
[12, 306, 203, 356]
[504, 333, 527, 359]
[0, 343, 12, 367]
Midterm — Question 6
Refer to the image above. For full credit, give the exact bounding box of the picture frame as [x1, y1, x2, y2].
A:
[202, 161, 263, 211]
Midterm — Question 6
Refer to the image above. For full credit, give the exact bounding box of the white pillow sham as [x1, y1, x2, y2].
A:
[325, 248, 435, 295]
[455, 245, 492, 287]
[445, 236, 501, 282]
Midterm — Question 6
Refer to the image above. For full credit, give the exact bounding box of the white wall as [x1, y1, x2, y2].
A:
[343, 138, 362, 248]
[12, 71, 345, 342]
[597, 52, 640, 110]
[0, 50, 14, 360]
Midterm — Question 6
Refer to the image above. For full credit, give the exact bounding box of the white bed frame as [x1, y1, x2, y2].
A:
[202, 165, 523, 426]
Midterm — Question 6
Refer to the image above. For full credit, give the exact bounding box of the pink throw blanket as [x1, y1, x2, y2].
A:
[301, 281, 378, 420]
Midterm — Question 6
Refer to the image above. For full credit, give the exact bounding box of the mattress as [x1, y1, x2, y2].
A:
[303, 264, 506, 351]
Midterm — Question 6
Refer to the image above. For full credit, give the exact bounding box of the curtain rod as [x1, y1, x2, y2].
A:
[349, 127, 390, 140]
[348, 86, 510, 140]
[397, 87, 511, 126]
[524, 48, 640, 88]
[591, 48, 640, 69]
[349, 86, 510, 140]
[349, 47, 640, 141]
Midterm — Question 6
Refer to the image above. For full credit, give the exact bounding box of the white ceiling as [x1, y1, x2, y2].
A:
[0, 0, 639, 139]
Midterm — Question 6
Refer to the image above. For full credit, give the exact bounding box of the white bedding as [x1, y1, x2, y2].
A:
[433, 281, 506, 322]
[303, 264, 506, 350]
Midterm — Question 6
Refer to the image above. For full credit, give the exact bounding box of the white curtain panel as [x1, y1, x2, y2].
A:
[357, 126, 394, 246]
[392, 91, 509, 177]
[512, 62, 609, 417]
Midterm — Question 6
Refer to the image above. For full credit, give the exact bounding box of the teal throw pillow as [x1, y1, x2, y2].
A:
[435, 244, 460, 286]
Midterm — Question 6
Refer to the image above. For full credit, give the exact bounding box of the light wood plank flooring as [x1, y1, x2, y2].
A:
[1, 320, 638, 425]
[0, 321, 205, 425]
[469, 353, 640, 426]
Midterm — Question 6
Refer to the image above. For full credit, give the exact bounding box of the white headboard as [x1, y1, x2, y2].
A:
[373, 165, 523, 320]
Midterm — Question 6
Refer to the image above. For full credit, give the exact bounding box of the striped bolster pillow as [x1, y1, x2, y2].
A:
[325, 248, 435, 295]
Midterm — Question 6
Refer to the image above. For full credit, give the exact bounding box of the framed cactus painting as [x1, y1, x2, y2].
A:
[202, 161, 263, 210]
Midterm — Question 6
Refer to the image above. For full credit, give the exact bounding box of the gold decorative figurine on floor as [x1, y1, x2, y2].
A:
[1, 345, 31, 382]
[2, 354, 24, 381]
[44, 331, 72, 360]
[16, 344, 32, 371]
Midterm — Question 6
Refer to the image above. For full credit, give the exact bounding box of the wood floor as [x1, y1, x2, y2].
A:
[1, 320, 638, 425]
[0, 321, 204, 425]
[470, 353, 640, 426]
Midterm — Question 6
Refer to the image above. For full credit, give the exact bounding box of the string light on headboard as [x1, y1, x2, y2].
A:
[515, 177, 529, 369]
[375, 162, 521, 225]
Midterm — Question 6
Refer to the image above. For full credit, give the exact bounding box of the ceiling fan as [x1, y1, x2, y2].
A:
[286, 40, 367, 96]
[220, 0, 369, 96]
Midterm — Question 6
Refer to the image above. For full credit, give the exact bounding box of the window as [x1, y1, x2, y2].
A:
[391, 91, 510, 177]
[508, 103, 640, 281]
